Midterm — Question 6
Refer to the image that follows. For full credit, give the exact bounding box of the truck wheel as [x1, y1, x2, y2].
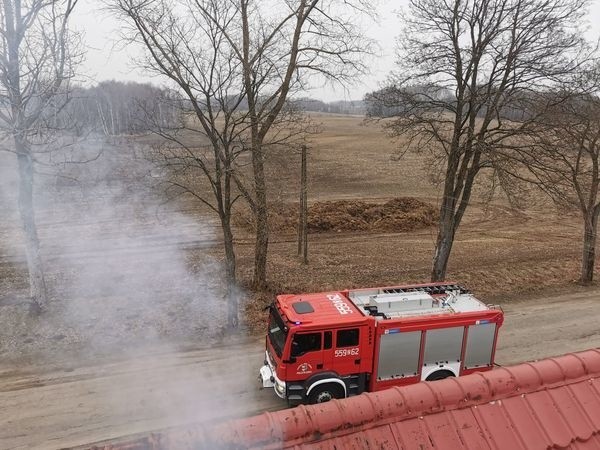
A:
[426, 370, 455, 381]
[307, 383, 345, 404]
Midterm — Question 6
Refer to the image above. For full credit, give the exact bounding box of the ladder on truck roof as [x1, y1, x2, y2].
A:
[348, 283, 484, 319]
[381, 283, 469, 295]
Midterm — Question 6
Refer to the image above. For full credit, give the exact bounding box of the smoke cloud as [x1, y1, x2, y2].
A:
[1, 137, 231, 357]
[0, 137, 265, 448]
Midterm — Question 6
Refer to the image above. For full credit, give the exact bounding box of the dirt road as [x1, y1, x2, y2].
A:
[0, 288, 598, 450]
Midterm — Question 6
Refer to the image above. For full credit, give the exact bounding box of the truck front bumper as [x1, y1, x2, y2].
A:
[259, 351, 286, 399]
[260, 364, 274, 388]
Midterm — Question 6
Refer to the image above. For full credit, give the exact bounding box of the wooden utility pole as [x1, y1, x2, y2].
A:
[297, 145, 308, 264]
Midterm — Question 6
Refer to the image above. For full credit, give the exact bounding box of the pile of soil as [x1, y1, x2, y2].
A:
[238, 197, 438, 234]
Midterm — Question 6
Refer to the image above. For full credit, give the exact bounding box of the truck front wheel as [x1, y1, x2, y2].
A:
[307, 383, 345, 404]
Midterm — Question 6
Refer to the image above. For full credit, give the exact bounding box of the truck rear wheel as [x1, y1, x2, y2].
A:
[307, 383, 345, 404]
[426, 370, 455, 381]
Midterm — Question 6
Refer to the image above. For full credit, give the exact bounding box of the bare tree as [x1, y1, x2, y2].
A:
[111, 0, 254, 328]
[0, 0, 81, 312]
[196, 0, 375, 289]
[503, 68, 600, 284]
[113, 0, 374, 295]
[368, 0, 590, 281]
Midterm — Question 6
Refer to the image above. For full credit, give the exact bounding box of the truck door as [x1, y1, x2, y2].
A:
[332, 327, 363, 375]
[289, 331, 324, 379]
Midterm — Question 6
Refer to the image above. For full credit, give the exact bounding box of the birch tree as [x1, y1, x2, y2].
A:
[0, 0, 80, 313]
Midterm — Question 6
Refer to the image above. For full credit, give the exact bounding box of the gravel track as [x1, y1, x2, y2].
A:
[0, 288, 599, 450]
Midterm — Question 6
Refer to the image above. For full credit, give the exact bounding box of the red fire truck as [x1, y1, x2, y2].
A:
[259, 282, 503, 405]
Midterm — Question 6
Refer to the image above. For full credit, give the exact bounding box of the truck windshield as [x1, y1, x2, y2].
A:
[267, 306, 288, 358]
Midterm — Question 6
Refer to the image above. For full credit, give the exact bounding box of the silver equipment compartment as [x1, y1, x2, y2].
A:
[464, 323, 497, 368]
[377, 331, 421, 379]
[423, 327, 464, 365]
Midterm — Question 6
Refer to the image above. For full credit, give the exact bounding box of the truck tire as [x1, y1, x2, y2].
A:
[426, 370, 455, 381]
[307, 383, 345, 404]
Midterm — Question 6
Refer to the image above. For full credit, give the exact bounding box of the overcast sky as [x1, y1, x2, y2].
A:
[75, 0, 600, 102]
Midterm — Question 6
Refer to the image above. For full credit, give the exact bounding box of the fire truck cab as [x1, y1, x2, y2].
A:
[260, 282, 503, 405]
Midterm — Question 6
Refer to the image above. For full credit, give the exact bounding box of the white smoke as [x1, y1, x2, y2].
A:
[0, 136, 230, 360]
[0, 135, 279, 450]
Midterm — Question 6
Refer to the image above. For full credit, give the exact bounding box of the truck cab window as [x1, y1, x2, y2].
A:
[337, 328, 359, 347]
[291, 333, 322, 357]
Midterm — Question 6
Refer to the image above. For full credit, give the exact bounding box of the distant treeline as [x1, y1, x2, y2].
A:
[292, 98, 366, 115]
[58, 81, 178, 136]
[365, 85, 533, 122]
[56, 79, 536, 136]
[54, 81, 367, 136]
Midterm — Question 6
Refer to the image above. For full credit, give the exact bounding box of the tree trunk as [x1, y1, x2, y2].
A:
[253, 200, 268, 290]
[431, 198, 456, 282]
[431, 226, 454, 282]
[221, 213, 239, 329]
[16, 144, 47, 314]
[431, 151, 479, 282]
[580, 212, 598, 284]
[300, 145, 308, 265]
[252, 143, 269, 290]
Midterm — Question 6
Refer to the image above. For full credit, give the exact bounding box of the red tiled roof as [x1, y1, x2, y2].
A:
[184, 349, 600, 450]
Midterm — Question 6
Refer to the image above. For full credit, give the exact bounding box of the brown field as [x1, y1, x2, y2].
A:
[235, 114, 591, 327]
[0, 113, 597, 449]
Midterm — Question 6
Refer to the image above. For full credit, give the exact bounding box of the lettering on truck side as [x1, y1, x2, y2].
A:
[326, 294, 353, 315]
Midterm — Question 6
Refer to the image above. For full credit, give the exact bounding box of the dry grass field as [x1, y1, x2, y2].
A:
[227, 113, 591, 329]
[0, 113, 591, 354]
